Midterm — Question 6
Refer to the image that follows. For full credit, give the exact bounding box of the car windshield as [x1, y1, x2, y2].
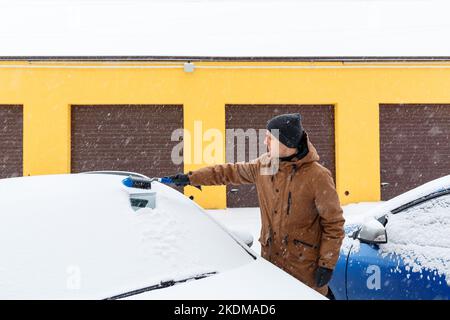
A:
[385, 193, 450, 248]
[379, 193, 450, 280]
[0, 174, 254, 299]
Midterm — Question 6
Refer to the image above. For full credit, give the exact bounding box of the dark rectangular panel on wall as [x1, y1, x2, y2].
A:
[71, 105, 183, 181]
[0, 105, 23, 179]
[225, 105, 335, 207]
[380, 104, 450, 200]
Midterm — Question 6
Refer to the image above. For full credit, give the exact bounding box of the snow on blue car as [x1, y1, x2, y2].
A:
[329, 175, 450, 300]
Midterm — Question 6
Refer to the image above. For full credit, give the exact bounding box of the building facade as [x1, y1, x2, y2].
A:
[0, 57, 449, 208]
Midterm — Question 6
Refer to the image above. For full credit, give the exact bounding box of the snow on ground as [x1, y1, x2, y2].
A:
[2, 0, 450, 56]
[341, 202, 384, 224]
[206, 202, 382, 255]
[207, 208, 263, 253]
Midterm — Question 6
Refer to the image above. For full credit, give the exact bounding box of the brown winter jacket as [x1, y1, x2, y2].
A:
[188, 135, 345, 295]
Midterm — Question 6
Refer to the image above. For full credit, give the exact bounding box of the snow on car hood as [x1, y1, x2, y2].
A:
[126, 258, 326, 300]
[0, 174, 253, 299]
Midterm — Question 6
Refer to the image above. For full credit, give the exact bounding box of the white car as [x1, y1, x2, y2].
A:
[0, 173, 325, 300]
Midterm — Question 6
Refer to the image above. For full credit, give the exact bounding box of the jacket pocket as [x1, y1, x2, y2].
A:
[289, 238, 320, 263]
[293, 239, 318, 249]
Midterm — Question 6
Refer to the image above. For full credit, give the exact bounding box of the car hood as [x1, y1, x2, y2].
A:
[0, 174, 254, 299]
[125, 258, 326, 300]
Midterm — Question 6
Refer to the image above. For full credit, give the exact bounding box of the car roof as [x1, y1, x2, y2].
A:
[367, 174, 450, 219]
[0, 174, 253, 299]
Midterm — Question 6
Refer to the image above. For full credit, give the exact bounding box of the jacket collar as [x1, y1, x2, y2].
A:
[279, 132, 320, 169]
[259, 133, 320, 173]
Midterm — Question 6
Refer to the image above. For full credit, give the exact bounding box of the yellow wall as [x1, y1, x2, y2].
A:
[2, 60, 450, 208]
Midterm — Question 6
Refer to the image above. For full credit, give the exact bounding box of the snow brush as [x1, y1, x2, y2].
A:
[122, 176, 173, 189]
[122, 176, 201, 190]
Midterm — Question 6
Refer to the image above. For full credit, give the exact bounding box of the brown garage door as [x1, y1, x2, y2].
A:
[380, 104, 450, 200]
[71, 105, 183, 181]
[225, 105, 335, 207]
[0, 105, 23, 179]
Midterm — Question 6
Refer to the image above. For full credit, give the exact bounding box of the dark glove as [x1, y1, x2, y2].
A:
[314, 266, 333, 288]
[166, 173, 191, 187]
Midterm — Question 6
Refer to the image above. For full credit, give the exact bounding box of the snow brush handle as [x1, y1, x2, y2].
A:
[159, 177, 174, 184]
[160, 176, 201, 190]
[122, 176, 200, 191]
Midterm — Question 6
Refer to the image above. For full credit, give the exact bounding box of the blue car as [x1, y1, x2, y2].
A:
[329, 175, 450, 300]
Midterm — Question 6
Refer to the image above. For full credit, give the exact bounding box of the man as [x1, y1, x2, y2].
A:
[166, 113, 345, 296]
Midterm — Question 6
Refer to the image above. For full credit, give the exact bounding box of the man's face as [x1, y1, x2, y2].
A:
[264, 130, 276, 155]
[264, 130, 298, 158]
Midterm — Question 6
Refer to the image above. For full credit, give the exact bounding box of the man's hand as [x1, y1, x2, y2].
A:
[166, 173, 191, 187]
[314, 266, 333, 288]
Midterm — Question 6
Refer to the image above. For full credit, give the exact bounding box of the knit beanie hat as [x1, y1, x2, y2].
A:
[266, 113, 304, 148]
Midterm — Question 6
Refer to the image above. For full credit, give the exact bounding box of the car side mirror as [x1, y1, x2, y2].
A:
[357, 219, 388, 244]
[231, 229, 254, 248]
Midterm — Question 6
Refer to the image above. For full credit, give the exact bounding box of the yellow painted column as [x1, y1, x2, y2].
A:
[335, 99, 380, 204]
[183, 99, 227, 209]
[23, 100, 71, 176]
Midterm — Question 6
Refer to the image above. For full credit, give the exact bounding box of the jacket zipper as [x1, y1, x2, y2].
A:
[278, 164, 297, 250]
[286, 164, 296, 215]
[290, 164, 297, 181]
[287, 192, 292, 215]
